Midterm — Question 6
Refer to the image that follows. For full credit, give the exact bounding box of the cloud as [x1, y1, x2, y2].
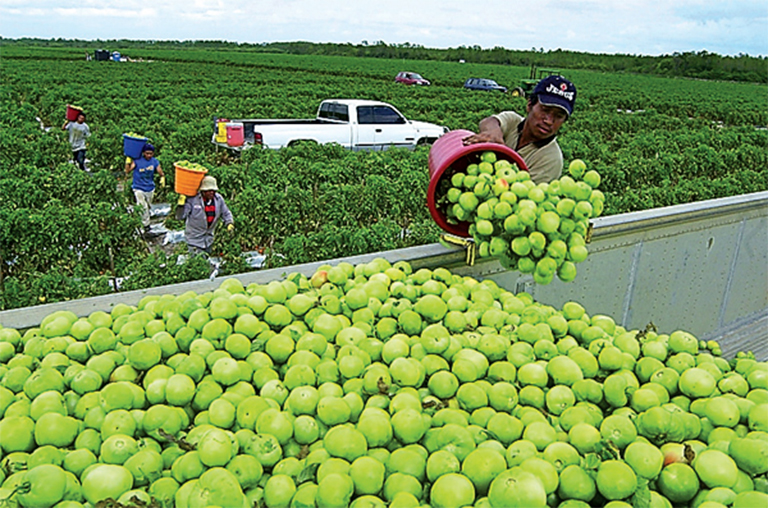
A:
[0, 0, 765, 56]
[672, 0, 768, 22]
[52, 7, 157, 18]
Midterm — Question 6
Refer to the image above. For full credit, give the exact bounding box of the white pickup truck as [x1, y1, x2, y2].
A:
[212, 99, 448, 151]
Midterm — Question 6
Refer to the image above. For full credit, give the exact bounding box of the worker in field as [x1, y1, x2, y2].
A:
[62, 112, 91, 171]
[176, 175, 235, 255]
[463, 75, 576, 184]
[126, 143, 165, 236]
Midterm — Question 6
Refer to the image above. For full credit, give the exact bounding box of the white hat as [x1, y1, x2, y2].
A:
[199, 175, 218, 192]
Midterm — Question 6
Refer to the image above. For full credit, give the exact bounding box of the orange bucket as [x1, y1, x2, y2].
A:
[174, 163, 208, 196]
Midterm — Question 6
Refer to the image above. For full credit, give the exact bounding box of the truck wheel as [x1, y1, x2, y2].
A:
[511, 87, 525, 98]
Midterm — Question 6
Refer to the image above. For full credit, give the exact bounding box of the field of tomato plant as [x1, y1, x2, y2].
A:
[0, 45, 766, 308]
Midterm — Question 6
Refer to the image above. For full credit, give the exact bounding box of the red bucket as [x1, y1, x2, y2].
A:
[66, 104, 83, 121]
[226, 122, 244, 147]
[427, 129, 528, 237]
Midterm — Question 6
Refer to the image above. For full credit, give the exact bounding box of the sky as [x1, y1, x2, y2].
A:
[1, 0, 766, 57]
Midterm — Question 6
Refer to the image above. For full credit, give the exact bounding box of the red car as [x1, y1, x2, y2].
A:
[395, 71, 431, 86]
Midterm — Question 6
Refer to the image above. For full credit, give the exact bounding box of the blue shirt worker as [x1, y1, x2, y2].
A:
[463, 75, 577, 184]
[62, 112, 91, 171]
[126, 143, 165, 235]
[176, 175, 234, 255]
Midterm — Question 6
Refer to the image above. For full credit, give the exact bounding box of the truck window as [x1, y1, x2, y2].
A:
[357, 106, 375, 125]
[374, 106, 405, 124]
[319, 103, 349, 122]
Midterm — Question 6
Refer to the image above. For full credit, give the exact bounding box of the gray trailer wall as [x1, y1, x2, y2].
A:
[2, 192, 766, 359]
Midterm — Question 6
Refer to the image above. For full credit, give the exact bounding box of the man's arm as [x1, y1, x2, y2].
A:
[62, 121, 69, 131]
[462, 116, 505, 145]
[156, 163, 165, 187]
[220, 198, 234, 226]
[175, 196, 190, 221]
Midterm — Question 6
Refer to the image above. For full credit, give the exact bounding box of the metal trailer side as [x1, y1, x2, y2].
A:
[2, 192, 766, 359]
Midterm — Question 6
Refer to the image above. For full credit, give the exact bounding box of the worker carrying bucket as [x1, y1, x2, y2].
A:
[428, 75, 577, 266]
[62, 106, 90, 171]
[126, 143, 165, 236]
[176, 175, 235, 256]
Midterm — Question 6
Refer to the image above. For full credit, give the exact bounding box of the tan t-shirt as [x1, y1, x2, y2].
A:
[494, 111, 563, 184]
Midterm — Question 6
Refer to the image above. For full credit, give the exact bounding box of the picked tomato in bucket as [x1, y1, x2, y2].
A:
[174, 160, 209, 196]
[427, 129, 527, 237]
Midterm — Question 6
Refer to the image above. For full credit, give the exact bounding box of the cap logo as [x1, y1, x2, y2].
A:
[545, 83, 574, 101]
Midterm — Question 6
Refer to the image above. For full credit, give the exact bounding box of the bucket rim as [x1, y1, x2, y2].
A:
[123, 133, 148, 141]
[174, 163, 208, 174]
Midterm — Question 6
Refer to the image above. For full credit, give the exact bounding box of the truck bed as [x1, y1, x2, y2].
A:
[228, 118, 340, 125]
[2, 192, 766, 360]
[214, 118, 350, 149]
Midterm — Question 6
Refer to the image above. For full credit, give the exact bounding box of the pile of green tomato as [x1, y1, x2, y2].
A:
[0, 259, 766, 508]
[440, 153, 604, 285]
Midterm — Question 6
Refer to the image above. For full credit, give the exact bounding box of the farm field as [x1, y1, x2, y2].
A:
[0, 45, 766, 307]
[1, 44, 768, 508]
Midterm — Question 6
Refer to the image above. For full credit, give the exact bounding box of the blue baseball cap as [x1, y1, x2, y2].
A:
[532, 76, 577, 116]
[142, 143, 155, 153]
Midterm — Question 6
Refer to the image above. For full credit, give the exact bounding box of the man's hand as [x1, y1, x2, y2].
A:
[160, 176, 166, 188]
[177, 195, 186, 206]
[462, 131, 505, 146]
[463, 116, 506, 146]
[227, 223, 235, 233]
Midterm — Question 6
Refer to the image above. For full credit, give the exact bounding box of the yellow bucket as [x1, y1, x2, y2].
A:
[215, 120, 228, 143]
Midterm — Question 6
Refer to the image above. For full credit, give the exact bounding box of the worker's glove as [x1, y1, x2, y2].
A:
[227, 223, 235, 233]
[177, 195, 186, 206]
[160, 176, 166, 188]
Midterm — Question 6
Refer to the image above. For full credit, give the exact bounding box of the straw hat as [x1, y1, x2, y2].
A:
[199, 176, 218, 192]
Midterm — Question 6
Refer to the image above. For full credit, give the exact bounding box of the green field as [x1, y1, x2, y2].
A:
[1, 45, 768, 508]
[0, 46, 766, 307]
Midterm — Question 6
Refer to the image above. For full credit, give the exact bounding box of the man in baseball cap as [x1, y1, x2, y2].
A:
[533, 75, 576, 116]
[463, 75, 577, 183]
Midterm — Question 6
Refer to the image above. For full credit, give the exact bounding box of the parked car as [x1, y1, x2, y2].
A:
[395, 72, 431, 86]
[463, 78, 508, 92]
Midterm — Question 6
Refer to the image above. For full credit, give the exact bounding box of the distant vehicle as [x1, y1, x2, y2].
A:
[463, 78, 508, 93]
[211, 99, 447, 152]
[395, 72, 431, 86]
[512, 65, 565, 97]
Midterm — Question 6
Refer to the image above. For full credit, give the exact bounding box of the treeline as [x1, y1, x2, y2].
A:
[2, 37, 766, 84]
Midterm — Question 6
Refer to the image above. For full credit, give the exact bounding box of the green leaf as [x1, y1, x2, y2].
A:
[296, 462, 320, 485]
[583, 453, 601, 470]
[631, 478, 652, 508]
